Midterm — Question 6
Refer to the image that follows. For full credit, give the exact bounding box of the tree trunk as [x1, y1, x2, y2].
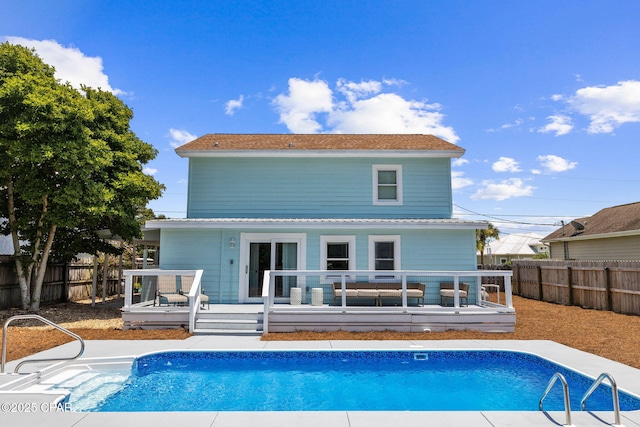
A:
[29, 224, 57, 312]
[7, 180, 31, 309]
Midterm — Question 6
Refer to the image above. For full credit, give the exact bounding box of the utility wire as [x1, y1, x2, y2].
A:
[453, 203, 561, 226]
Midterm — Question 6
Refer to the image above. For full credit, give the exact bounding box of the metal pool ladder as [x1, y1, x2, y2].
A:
[581, 372, 623, 427]
[1, 314, 85, 374]
[539, 372, 573, 426]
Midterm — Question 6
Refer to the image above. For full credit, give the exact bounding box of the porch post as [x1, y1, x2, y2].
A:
[341, 275, 347, 311]
[453, 275, 460, 308]
[504, 274, 513, 308]
[401, 274, 407, 310]
[124, 273, 132, 308]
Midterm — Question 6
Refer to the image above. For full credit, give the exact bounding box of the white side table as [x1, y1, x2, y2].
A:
[311, 288, 324, 306]
[290, 287, 302, 305]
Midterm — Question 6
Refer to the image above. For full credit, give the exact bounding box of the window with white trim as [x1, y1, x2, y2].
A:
[368, 235, 401, 273]
[321, 236, 356, 273]
[373, 165, 402, 205]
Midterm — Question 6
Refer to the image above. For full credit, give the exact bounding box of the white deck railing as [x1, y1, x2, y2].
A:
[123, 269, 204, 332]
[261, 270, 513, 334]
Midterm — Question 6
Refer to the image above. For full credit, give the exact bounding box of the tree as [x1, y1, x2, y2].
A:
[476, 223, 500, 265]
[0, 42, 164, 311]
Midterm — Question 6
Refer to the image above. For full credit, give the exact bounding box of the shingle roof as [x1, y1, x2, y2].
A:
[543, 202, 640, 241]
[175, 134, 463, 155]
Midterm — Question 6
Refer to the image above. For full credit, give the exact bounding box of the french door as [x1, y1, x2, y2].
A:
[241, 234, 305, 303]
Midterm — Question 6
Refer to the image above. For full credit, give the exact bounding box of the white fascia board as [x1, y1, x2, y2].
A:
[145, 218, 486, 230]
[176, 149, 465, 159]
[543, 228, 640, 243]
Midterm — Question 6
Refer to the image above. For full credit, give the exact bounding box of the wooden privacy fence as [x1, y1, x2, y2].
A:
[0, 256, 122, 309]
[512, 260, 640, 315]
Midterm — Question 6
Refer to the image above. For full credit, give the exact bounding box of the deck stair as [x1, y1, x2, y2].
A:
[194, 308, 263, 335]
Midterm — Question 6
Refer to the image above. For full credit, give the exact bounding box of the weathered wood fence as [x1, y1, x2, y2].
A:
[512, 260, 640, 315]
[0, 256, 121, 309]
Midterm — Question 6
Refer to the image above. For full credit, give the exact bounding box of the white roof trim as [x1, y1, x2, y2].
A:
[145, 218, 486, 230]
[176, 149, 465, 159]
[544, 228, 640, 243]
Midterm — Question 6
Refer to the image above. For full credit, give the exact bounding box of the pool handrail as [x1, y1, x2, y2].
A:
[1, 314, 85, 374]
[539, 372, 573, 427]
[580, 372, 622, 427]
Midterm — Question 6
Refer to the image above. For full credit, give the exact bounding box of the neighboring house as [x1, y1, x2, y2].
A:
[0, 234, 13, 256]
[144, 134, 486, 304]
[543, 201, 640, 260]
[477, 232, 548, 265]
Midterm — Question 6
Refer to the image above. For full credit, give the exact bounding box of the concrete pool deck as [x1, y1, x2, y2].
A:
[1, 337, 640, 427]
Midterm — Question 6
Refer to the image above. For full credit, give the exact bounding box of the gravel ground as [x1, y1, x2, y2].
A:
[2, 295, 640, 369]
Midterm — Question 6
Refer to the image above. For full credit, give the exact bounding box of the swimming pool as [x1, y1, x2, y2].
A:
[54, 350, 640, 412]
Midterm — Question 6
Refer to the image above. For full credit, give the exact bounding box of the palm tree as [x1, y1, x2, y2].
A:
[476, 223, 500, 265]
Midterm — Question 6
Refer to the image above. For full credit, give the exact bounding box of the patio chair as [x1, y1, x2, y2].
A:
[181, 275, 209, 309]
[439, 282, 469, 307]
[155, 275, 188, 306]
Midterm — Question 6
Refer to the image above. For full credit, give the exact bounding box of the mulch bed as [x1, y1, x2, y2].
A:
[2, 296, 639, 369]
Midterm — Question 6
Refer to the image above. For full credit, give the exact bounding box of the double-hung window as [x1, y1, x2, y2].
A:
[368, 236, 401, 277]
[373, 165, 402, 205]
[321, 236, 356, 275]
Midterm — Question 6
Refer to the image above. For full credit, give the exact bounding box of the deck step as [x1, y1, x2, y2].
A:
[194, 315, 263, 335]
[192, 328, 263, 336]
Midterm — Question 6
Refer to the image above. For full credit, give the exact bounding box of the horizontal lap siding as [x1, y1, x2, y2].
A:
[160, 227, 477, 304]
[159, 229, 239, 303]
[187, 157, 452, 219]
[563, 235, 640, 260]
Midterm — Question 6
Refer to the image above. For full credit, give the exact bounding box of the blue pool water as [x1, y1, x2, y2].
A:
[69, 350, 640, 412]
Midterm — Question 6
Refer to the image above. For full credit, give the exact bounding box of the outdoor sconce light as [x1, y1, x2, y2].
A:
[229, 238, 235, 248]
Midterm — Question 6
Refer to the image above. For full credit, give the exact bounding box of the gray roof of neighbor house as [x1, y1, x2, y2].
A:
[543, 201, 640, 241]
[175, 134, 464, 157]
[483, 233, 547, 256]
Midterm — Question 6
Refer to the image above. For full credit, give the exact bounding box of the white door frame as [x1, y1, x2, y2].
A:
[239, 232, 307, 303]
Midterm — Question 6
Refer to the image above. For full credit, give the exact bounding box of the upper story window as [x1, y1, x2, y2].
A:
[373, 165, 403, 205]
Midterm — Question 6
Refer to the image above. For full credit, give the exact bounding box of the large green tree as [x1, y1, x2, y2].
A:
[476, 223, 500, 265]
[0, 42, 164, 311]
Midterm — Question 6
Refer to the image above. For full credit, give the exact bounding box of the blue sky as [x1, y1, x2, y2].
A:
[3, 0, 640, 237]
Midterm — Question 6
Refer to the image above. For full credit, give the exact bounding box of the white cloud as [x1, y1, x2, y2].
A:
[452, 158, 468, 167]
[225, 95, 244, 115]
[336, 78, 382, 103]
[536, 154, 577, 172]
[451, 171, 473, 190]
[551, 94, 563, 101]
[273, 78, 333, 133]
[492, 157, 521, 173]
[471, 178, 535, 201]
[568, 80, 640, 133]
[273, 77, 459, 142]
[143, 167, 158, 175]
[168, 128, 197, 148]
[538, 115, 573, 136]
[4, 36, 123, 95]
[501, 119, 524, 129]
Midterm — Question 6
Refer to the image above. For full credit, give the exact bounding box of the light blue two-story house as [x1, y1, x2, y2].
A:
[144, 134, 489, 308]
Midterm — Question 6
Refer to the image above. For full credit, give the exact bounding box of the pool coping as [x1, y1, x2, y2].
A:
[1, 337, 640, 427]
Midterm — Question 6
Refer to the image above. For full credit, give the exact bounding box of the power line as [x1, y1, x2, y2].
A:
[453, 203, 560, 226]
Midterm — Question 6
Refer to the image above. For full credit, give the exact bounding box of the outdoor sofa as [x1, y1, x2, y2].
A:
[332, 281, 425, 306]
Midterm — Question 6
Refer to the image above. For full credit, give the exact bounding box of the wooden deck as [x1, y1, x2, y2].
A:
[122, 269, 515, 334]
[122, 301, 514, 334]
[266, 304, 515, 333]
